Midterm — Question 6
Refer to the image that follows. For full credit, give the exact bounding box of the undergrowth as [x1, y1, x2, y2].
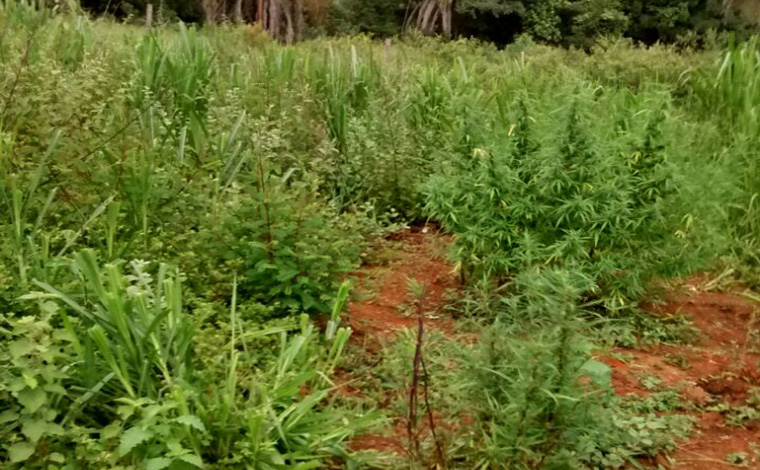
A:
[353, 273, 694, 469]
[1, 1, 759, 468]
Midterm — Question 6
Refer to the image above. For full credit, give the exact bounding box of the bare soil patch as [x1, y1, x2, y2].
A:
[345, 231, 760, 469]
[603, 286, 760, 469]
[347, 228, 458, 345]
[345, 227, 459, 457]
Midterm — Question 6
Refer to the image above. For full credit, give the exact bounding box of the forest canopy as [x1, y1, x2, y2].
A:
[79, 0, 760, 45]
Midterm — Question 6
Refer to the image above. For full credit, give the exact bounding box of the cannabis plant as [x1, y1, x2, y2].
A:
[461, 269, 692, 469]
[424, 93, 680, 311]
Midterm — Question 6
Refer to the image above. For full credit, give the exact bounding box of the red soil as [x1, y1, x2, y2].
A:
[344, 231, 760, 468]
[602, 286, 760, 469]
[347, 228, 458, 345]
[345, 227, 460, 457]
[664, 412, 760, 470]
[350, 432, 407, 456]
[658, 289, 758, 349]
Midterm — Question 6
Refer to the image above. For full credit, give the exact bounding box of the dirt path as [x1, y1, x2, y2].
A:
[347, 228, 458, 348]
[601, 285, 760, 469]
[344, 227, 459, 456]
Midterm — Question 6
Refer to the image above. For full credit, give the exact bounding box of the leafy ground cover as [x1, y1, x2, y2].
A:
[2, 2, 760, 469]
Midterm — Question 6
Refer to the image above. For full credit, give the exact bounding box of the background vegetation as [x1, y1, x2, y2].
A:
[2, 0, 760, 469]
[78, 0, 760, 45]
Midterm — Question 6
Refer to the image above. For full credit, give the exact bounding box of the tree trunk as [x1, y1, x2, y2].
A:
[283, 0, 294, 44]
[234, 0, 243, 22]
[203, 0, 220, 23]
[257, 0, 268, 27]
[294, 0, 305, 42]
[269, 0, 281, 40]
[430, 8, 442, 34]
[417, 0, 437, 33]
[411, 0, 455, 37]
[441, 0, 452, 38]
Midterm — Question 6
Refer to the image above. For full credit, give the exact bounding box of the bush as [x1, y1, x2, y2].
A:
[326, 0, 405, 37]
[460, 271, 693, 469]
[219, 170, 364, 315]
[0, 307, 71, 467]
[424, 90, 681, 311]
[2, 7, 758, 470]
[3, 255, 365, 469]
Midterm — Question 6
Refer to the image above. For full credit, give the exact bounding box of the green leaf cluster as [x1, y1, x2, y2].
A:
[424, 92, 679, 311]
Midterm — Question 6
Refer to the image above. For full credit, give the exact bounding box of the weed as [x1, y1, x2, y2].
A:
[2, 6, 760, 469]
[639, 374, 663, 391]
[722, 388, 760, 428]
[219, 167, 364, 315]
[424, 90, 684, 313]
[664, 353, 693, 370]
[726, 452, 751, 466]
[627, 389, 692, 413]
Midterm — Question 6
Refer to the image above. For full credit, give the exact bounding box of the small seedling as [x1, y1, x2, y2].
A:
[639, 374, 663, 391]
[664, 353, 692, 370]
[726, 452, 749, 466]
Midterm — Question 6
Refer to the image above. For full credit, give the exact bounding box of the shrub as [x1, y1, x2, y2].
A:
[697, 35, 760, 279]
[219, 168, 363, 314]
[0, 307, 71, 467]
[6, 254, 365, 468]
[460, 271, 693, 469]
[424, 91, 681, 311]
[326, 0, 405, 37]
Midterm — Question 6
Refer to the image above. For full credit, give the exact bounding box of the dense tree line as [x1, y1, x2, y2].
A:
[79, 0, 759, 45]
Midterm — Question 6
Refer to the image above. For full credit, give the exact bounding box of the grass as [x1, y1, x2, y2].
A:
[1, 2, 760, 469]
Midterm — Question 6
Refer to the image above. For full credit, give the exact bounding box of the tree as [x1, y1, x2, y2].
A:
[524, 0, 563, 43]
[623, 0, 723, 44]
[565, 0, 628, 48]
[724, 0, 760, 25]
[455, 0, 525, 17]
[408, 0, 455, 38]
[201, 0, 305, 42]
[76, 0, 759, 44]
[326, 0, 407, 36]
[79, 0, 205, 22]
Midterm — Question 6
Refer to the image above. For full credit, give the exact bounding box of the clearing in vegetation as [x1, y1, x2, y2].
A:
[343, 230, 760, 470]
[1, 2, 760, 470]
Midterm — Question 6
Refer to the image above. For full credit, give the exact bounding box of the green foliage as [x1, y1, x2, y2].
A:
[72, 0, 760, 46]
[624, 0, 725, 44]
[524, 0, 564, 43]
[424, 91, 681, 310]
[80, 0, 205, 23]
[307, 45, 376, 161]
[361, 272, 693, 469]
[566, 0, 629, 49]
[51, 14, 95, 70]
[722, 387, 760, 428]
[465, 325, 690, 468]
[220, 168, 364, 314]
[32, 250, 194, 402]
[327, 0, 406, 37]
[456, 273, 693, 469]
[698, 35, 760, 279]
[456, 0, 525, 17]
[3, 5, 760, 469]
[2, 254, 364, 468]
[130, 24, 213, 139]
[0, 309, 70, 466]
[459, 0, 744, 46]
